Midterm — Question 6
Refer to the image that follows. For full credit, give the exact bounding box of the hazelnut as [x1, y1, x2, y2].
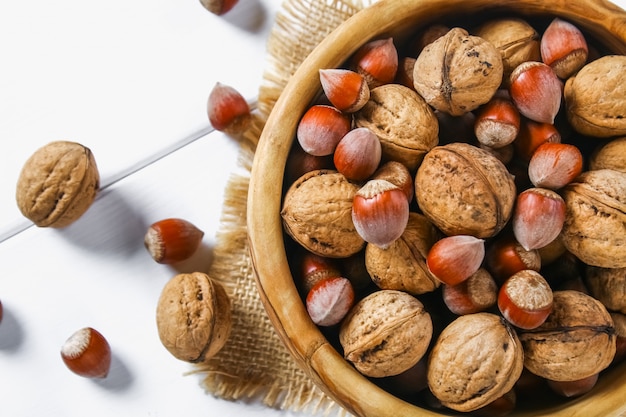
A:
[352, 179, 409, 249]
[156, 272, 232, 363]
[442, 268, 498, 315]
[350, 38, 398, 88]
[60, 327, 111, 379]
[319, 68, 370, 113]
[339, 290, 432, 378]
[16, 141, 99, 228]
[206, 82, 251, 134]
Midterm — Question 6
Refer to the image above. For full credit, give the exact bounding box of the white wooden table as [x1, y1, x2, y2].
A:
[1, 1, 624, 416]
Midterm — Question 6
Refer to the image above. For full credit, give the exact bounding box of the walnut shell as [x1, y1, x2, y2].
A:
[475, 18, 541, 85]
[427, 312, 523, 412]
[518, 290, 616, 382]
[365, 212, 440, 295]
[354, 83, 438, 172]
[15, 141, 99, 228]
[561, 169, 626, 268]
[413, 27, 503, 116]
[415, 142, 516, 238]
[339, 289, 432, 378]
[281, 169, 364, 258]
[156, 272, 232, 363]
[585, 265, 626, 314]
[589, 136, 626, 173]
[564, 55, 626, 137]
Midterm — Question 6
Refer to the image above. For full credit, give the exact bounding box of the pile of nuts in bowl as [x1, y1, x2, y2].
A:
[280, 14, 626, 415]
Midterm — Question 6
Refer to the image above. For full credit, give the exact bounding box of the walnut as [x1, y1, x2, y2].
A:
[354, 83, 438, 172]
[589, 136, 626, 173]
[475, 17, 541, 85]
[415, 142, 516, 238]
[281, 169, 364, 258]
[564, 55, 626, 137]
[339, 289, 432, 378]
[365, 212, 440, 295]
[412, 27, 503, 116]
[427, 312, 523, 412]
[156, 272, 232, 363]
[585, 265, 626, 314]
[15, 141, 99, 228]
[518, 290, 616, 382]
[561, 169, 626, 268]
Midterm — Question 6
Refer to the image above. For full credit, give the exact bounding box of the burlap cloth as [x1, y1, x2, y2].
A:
[191, 0, 375, 415]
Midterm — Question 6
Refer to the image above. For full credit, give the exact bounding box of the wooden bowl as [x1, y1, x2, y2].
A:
[248, 1, 626, 416]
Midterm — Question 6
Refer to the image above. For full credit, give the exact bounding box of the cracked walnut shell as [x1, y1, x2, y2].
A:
[518, 290, 616, 382]
[15, 140, 100, 228]
[339, 289, 432, 378]
[427, 312, 524, 412]
[156, 272, 232, 363]
[413, 27, 503, 116]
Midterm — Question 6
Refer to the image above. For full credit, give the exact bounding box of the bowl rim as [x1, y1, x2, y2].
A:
[248, 0, 626, 416]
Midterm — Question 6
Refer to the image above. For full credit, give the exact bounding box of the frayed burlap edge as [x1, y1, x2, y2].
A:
[190, 0, 375, 415]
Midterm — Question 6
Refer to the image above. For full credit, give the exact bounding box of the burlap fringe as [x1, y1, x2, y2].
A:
[192, 0, 376, 415]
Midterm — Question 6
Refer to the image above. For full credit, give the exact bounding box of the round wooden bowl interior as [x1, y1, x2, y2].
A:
[248, 0, 626, 416]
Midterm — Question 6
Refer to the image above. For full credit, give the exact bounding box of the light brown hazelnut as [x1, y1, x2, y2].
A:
[564, 55, 626, 137]
[15, 141, 99, 228]
[354, 83, 439, 172]
[561, 169, 626, 268]
[475, 17, 541, 85]
[518, 290, 616, 382]
[365, 212, 440, 295]
[339, 289, 432, 378]
[413, 27, 503, 116]
[281, 170, 365, 258]
[589, 136, 626, 173]
[415, 142, 516, 238]
[427, 312, 524, 412]
[585, 265, 626, 314]
[156, 272, 232, 363]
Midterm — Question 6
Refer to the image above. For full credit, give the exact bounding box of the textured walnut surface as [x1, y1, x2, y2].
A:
[156, 272, 231, 363]
[15, 140, 99, 228]
[564, 55, 626, 137]
[415, 142, 516, 238]
[561, 169, 626, 268]
[281, 169, 364, 258]
[518, 290, 616, 382]
[427, 312, 523, 412]
[339, 289, 432, 378]
[365, 212, 440, 295]
[412, 27, 503, 116]
[354, 83, 438, 172]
